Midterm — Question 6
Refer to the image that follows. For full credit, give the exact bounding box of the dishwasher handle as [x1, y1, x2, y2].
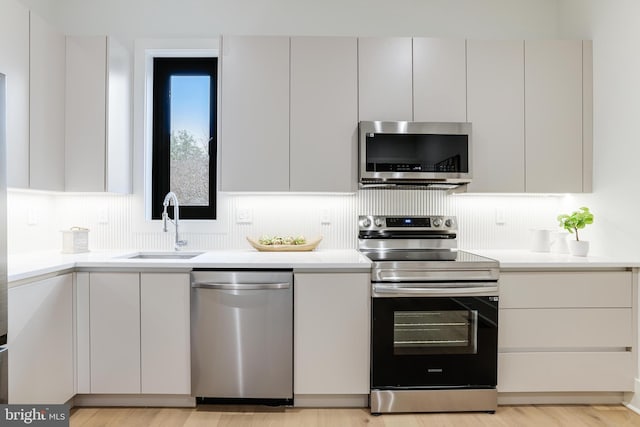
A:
[192, 281, 291, 290]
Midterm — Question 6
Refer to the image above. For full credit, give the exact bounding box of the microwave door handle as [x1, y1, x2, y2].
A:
[373, 284, 499, 295]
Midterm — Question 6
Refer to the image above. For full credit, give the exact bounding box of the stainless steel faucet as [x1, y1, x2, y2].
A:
[162, 192, 187, 251]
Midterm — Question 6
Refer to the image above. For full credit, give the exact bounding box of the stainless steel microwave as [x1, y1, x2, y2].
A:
[359, 121, 472, 188]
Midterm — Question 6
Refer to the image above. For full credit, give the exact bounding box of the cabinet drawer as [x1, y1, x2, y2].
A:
[499, 308, 632, 349]
[498, 352, 634, 392]
[499, 271, 631, 308]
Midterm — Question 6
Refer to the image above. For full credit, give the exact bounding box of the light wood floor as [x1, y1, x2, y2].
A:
[70, 404, 640, 426]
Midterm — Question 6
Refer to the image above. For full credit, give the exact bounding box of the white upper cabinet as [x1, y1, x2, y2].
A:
[217, 36, 591, 193]
[65, 36, 131, 193]
[0, 0, 29, 188]
[359, 37, 465, 123]
[467, 39, 591, 193]
[29, 11, 66, 191]
[358, 37, 413, 121]
[220, 36, 290, 192]
[413, 38, 466, 122]
[221, 35, 357, 193]
[290, 37, 358, 192]
[525, 40, 585, 193]
[467, 40, 525, 193]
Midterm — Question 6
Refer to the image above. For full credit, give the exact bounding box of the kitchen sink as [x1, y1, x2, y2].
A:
[123, 252, 204, 260]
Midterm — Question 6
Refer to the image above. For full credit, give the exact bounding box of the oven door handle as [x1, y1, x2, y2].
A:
[373, 284, 499, 296]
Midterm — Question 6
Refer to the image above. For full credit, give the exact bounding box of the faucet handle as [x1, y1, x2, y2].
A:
[162, 212, 169, 232]
[176, 240, 188, 250]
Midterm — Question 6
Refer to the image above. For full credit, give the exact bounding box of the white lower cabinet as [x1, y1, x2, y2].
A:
[294, 273, 370, 396]
[89, 272, 141, 393]
[78, 272, 190, 395]
[8, 274, 74, 404]
[498, 271, 635, 393]
[140, 273, 190, 394]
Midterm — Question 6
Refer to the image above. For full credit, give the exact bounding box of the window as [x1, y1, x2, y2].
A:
[151, 57, 217, 220]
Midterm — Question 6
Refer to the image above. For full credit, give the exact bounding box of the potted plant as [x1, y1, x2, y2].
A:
[557, 207, 594, 256]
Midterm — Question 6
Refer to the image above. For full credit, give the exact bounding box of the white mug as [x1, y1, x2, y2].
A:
[551, 232, 570, 254]
[530, 229, 551, 252]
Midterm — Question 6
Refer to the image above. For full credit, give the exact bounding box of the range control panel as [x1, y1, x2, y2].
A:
[358, 215, 457, 232]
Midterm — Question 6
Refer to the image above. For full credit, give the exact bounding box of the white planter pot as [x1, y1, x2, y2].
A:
[568, 240, 589, 257]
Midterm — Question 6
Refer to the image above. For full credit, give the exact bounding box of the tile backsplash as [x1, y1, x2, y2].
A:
[8, 189, 566, 254]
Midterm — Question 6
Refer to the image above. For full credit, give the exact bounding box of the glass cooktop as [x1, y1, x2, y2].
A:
[360, 249, 497, 264]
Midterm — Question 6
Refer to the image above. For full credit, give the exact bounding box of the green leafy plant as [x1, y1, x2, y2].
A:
[557, 207, 594, 241]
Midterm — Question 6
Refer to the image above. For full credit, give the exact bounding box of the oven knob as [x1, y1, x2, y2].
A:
[361, 218, 372, 228]
[374, 218, 385, 227]
[444, 219, 453, 228]
[432, 218, 442, 227]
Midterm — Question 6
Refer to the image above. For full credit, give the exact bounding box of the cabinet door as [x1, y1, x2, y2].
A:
[499, 271, 632, 309]
[294, 273, 370, 394]
[467, 40, 525, 192]
[106, 37, 132, 194]
[140, 273, 190, 394]
[290, 37, 358, 192]
[8, 274, 74, 404]
[65, 36, 131, 193]
[358, 37, 412, 121]
[0, 0, 29, 188]
[413, 38, 466, 122]
[220, 36, 289, 191]
[65, 36, 108, 192]
[90, 272, 140, 393]
[525, 40, 583, 193]
[499, 352, 634, 392]
[29, 12, 65, 191]
[499, 308, 632, 349]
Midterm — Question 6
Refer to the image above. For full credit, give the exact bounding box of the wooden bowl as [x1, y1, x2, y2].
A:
[246, 236, 322, 252]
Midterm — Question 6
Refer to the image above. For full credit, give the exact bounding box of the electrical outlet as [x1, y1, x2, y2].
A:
[98, 208, 109, 224]
[495, 207, 506, 225]
[320, 209, 331, 225]
[27, 209, 38, 226]
[236, 208, 252, 224]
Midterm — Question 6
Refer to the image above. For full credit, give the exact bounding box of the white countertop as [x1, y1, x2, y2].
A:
[8, 249, 372, 283]
[9, 248, 639, 284]
[469, 249, 640, 269]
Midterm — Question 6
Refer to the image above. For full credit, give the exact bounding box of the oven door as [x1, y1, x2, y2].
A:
[371, 285, 498, 389]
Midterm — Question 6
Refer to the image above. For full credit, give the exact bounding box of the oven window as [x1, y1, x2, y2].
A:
[393, 310, 478, 355]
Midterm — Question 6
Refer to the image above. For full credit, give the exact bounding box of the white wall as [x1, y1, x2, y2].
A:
[8, 189, 566, 254]
[558, 0, 640, 257]
[20, 0, 562, 50]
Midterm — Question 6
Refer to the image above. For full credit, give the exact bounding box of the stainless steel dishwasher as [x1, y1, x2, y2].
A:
[191, 269, 293, 405]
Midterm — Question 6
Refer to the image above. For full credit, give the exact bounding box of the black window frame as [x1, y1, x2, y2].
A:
[151, 57, 217, 220]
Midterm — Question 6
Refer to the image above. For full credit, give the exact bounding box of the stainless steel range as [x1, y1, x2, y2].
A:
[359, 215, 499, 414]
